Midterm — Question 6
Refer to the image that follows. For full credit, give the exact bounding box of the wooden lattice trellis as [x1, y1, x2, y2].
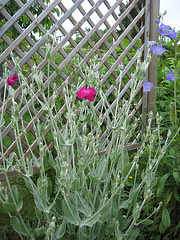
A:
[0, 0, 159, 180]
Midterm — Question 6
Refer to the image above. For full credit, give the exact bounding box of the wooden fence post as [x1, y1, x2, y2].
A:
[147, 0, 160, 114]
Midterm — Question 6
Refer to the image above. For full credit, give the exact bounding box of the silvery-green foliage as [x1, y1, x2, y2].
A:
[0, 45, 178, 240]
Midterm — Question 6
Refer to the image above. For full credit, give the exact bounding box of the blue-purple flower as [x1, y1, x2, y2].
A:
[166, 70, 175, 81]
[154, 19, 160, 24]
[168, 28, 178, 40]
[158, 23, 170, 37]
[148, 41, 156, 52]
[151, 44, 166, 56]
[142, 81, 153, 92]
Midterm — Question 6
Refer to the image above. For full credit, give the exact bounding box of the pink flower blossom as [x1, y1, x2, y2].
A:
[7, 77, 15, 86]
[76, 86, 97, 102]
[7, 75, 18, 86]
[11, 75, 18, 81]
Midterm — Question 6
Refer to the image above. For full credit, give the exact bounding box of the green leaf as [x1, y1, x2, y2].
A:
[141, 219, 153, 226]
[33, 190, 49, 213]
[0, 165, 6, 173]
[150, 177, 157, 189]
[34, 226, 46, 238]
[76, 192, 92, 217]
[162, 207, 171, 228]
[173, 171, 179, 183]
[157, 174, 169, 197]
[35, 206, 43, 220]
[83, 113, 92, 123]
[46, 51, 52, 61]
[71, 178, 80, 190]
[80, 214, 100, 227]
[12, 186, 23, 211]
[63, 199, 80, 225]
[10, 216, 29, 236]
[57, 131, 65, 145]
[55, 220, 66, 239]
[40, 102, 49, 111]
[164, 190, 173, 207]
[3, 202, 17, 213]
[88, 173, 101, 183]
[47, 177, 52, 197]
[27, 159, 33, 177]
[48, 152, 56, 167]
[122, 162, 133, 174]
[95, 157, 107, 181]
[129, 229, 140, 239]
[118, 199, 130, 209]
[115, 226, 123, 239]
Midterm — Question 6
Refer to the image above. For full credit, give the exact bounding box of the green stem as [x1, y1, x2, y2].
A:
[48, 60, 50, 100]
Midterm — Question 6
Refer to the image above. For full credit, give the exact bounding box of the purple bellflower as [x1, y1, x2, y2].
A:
[168, 28, 178, 40]
[151, 44, 166, 56]
[147, 41, 156, 52]
[158, 23, 170, 37]
[142, 81, 153, 92]
[154, 19, 160, 24]
[166, 70, 175, 81]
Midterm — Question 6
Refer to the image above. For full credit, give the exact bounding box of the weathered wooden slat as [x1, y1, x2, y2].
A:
[0, 142, 54, 181]
[98, 26, 145, 85]
[59, 1, 118, 98]
[5, 0, 85, 77]
[95, 43, 145, 112]
[0, 0, 36, 37]
[0, 0, 69, 82]
[0, 0, 62, 63]
[36, 0, 125, 83]
[82, 6, 145, 67]
[1, 34, 34, 67]
[120, 0, 140, 34]
[103, 0, 139, 51]
[75, 0, 119, 59]
[142, 0, 151, 123]
[76, 0, 132, 86]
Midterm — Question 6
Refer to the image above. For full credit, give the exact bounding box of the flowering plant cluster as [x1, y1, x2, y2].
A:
[142, 18, 179, 131]
[142, 15, 180, 238]
[0, 35, 179, 240]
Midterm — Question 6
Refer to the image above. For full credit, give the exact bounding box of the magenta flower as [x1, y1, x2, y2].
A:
[158, 23, 170, 37]
[76, 86, 97, 102]
[151, 44, 166, 56]
[119, 60, 122, 65]
[168, 28, 178, 40]
[142, 81, 153, 92]
[7, 77, 15, 86]
[11, 75, 18, 81]
[7, 75, 18, 86]
[166, 70, 175, 81]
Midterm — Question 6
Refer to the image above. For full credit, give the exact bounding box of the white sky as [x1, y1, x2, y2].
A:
[160, 0, 180, 30]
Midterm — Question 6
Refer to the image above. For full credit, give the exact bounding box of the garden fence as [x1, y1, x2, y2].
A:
[0, 0, 159, 180]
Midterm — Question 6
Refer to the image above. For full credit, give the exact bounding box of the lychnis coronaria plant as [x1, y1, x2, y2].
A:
[0, 37, 178, 240]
